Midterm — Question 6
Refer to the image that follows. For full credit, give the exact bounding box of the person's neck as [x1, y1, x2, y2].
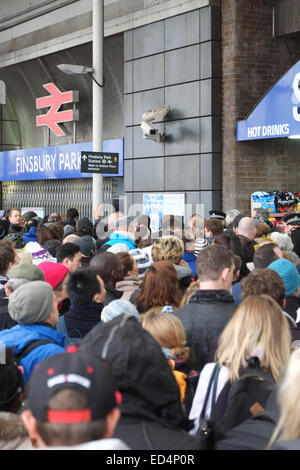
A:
[199, 280, 229, 291]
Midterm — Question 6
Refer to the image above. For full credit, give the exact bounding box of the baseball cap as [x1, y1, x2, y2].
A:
[27, 349, 121, 424]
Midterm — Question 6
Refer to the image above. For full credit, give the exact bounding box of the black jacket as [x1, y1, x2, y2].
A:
[173, 290, 237, 370]
[79, 314, 201, 450]
[104, 285, 123, 306]
[63, 302, 103, 338]
[0, 298, 17, 331]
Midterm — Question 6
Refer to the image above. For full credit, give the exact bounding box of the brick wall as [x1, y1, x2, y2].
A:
[222, 0, 300, 214]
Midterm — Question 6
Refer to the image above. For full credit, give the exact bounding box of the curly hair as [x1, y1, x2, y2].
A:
[151, 236, 184, 265]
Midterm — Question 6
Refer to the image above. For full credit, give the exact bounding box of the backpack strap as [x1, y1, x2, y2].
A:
[15, 339, 56, 363]
[196, 363, 220, 435]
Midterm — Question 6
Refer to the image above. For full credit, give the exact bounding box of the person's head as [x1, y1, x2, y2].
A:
[253, 242, 282, 269]
[21, 350, 121, 448]
[270, 232, 295, 253]
[0, 347, 24, 413]
[67, 268, 106, 305]
[196, 244, 235, 291]
[225, 209, 241, 228]
[204, 219, 224, 238]
[101, 299, 140, 323]
[116, 252, 138, 278]
[37, 225, 55, 246]
[128, 248, 152, 279]
[213, 231, 243, 258]
[7, 208, 21, 226]
[255, 222, 271, 238]
[188, 214, 205, 238]
[38, 262, 69, 304]
[241, 268, 286, 308]
[73, 236, 96, 259]
[66, 208, 79, 221]
[89, 252, 123, 288]
[209, 210, 226, 226]
[236, 217, 257, 240]
[77, 218, 93, 237]
[48, 222, 64, 242]
[283, 213, 300, 235]
[216, 295, 291, 382]
[232, 254, 242, 282]
[5, 262, 45, 296]
[142, 310, 192, 363]
[23, 211, 38, 226]
[268, 258, 300, 296]
[0, 239, 18, 275]
[151, 236, 184, 265]
[135, 261, 181, 313]
[8, 280, 58, 327]
[56, 243, 82, 273]
[48, 213, 62, 224]
[63, 234, 80, 245]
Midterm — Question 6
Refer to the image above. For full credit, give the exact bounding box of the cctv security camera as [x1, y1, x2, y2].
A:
[140, 105, 170, 143]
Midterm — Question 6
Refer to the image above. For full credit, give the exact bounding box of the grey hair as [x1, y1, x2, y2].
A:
[270, 232, 294, 252]
[6, 278, 31, 294]
[225, 209, 240, 226]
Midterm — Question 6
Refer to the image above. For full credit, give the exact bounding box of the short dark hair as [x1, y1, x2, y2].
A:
[67, 268, 101, 305]
[116, 252, 134, 277]
[56, 243, 80, 263]
[66, 208, 79, 220]
[205, 219, 224, 236]
[196, 244, 234, 281]
[35, 389, 106, 446]
[0, 239, 16, 274]
[89, 252, 121, 284]
[253, 243, 279, 269]
[0, 348, 24, 412]
[241, 268, 286, 307]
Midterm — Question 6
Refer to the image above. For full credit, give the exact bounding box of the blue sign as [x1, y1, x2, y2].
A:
[0, 139, 124, 181]
[236, 60, 300, 141]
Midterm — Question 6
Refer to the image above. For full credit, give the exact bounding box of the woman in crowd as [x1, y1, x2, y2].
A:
[115, 252, 140, 301]
[189, 295, 291, 441]
[134, 260, 182, 314]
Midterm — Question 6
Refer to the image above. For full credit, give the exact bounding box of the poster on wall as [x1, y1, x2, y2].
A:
[143, 193, 185, 234]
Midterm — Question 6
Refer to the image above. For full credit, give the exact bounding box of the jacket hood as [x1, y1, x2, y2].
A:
[79, 314, 187, 429]
[0, 412, 29, 441]
[188, 289, 235, 304]
[174, 264, 193, 280]
[0, 324, 65, 354]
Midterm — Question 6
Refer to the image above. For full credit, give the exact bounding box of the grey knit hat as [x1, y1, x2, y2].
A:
[7, 263, 45, 282]
[8, 281, 54, 324]
[101, 299, 140, 323]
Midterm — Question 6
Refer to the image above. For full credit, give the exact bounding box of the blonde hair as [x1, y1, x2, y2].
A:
[142, 310, 192, 363]
[151, 236, 184, 265]
[268, 348, 300, 447]
[16, 249, 32, 264]
[216, 295, 291, 383]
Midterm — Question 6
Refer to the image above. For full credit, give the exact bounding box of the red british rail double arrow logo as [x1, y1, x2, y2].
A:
[36, 83, 79, 136]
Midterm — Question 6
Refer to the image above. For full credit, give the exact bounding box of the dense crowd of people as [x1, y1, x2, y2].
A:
[0, 205, 300, 450]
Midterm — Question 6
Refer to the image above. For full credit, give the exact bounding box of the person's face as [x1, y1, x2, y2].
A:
[66, 252, 82, 273]
[9, 210, 21, 226]
[54, 274, 69, 303]
[128, 257, 139, 277]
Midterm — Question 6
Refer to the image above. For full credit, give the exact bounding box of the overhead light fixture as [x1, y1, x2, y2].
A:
[57, 64, 94, 75]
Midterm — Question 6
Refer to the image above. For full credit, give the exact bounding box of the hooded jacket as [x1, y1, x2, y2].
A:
[173, 289, 237, 370]
[0, 324, 65, 383]
[79, 314, 200, 450]
[0, 412, 32, 450]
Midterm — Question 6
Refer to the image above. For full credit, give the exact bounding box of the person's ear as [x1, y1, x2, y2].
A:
[221, 267, 230, 283]
[21, 410, 46, 448]
[4, 283, 10, 298]
[101, 407, 121, 439]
